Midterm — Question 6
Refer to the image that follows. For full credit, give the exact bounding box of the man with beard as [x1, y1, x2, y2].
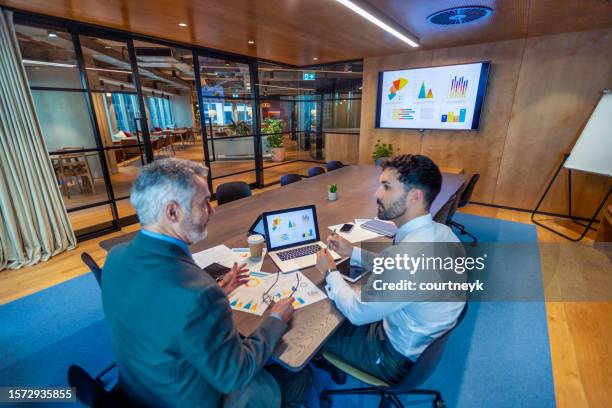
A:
[314, 154, 465, 385]
[102, 158, 311, 407]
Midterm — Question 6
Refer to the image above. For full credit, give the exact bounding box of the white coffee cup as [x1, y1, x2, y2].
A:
[247, 234, 265, 260]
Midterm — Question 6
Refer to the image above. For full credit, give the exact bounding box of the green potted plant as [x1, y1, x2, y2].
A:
[262, 118, 285, 162]
[328, 183, 338, 201]
[372, 139, 398, 165]
[227, 119, 251, 136]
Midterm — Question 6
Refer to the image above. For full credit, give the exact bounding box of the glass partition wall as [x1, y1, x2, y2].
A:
[12, 11, 362, 240]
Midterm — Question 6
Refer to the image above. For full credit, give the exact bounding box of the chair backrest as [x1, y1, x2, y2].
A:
[458, 174, 480, 208]
[326, 161, 344, 171]
[374, 157, 390, 167]
[68, 365, 107, 407]
[307, 167, 326, 177]
[216, 181, 252, 205]
[446, 181, 468, 223]
[280, 173, 302, 186]
[391, 304, 468, 392]
[433, 193, 456, 224]
[81, 252, 102, 287]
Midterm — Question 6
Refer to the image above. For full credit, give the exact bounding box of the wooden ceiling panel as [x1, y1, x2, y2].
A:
[1, 0, 611, 66]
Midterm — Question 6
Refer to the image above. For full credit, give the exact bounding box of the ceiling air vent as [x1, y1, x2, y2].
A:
[427, 6, 493, 25]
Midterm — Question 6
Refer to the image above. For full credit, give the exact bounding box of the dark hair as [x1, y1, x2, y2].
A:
[382, 154, 442, 210]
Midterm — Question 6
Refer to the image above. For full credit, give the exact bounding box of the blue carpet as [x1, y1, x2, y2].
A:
[0, 213, 555, 407]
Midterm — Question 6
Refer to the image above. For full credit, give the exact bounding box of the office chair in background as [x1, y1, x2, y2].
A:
[216, 181, 252, 205]
[321, 305, 468, 408]
[280, 173, 303, 186]
[326, 161, 344, 171]
[446, 174, 480, 243]
[308, 166, 326, 177]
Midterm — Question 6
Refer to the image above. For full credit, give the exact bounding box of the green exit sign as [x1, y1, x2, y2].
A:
[303, 72, 316, 81]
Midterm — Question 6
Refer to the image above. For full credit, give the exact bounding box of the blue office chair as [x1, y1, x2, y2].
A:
[326, 161, 344, 171]
[280, 173, 303, 186]
[216, 181, 252, 205]
[307, 167, 326, 177]
[322, 304, 468, 408]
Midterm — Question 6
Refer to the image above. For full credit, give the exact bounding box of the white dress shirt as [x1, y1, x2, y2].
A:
[325, 213, 466, 361]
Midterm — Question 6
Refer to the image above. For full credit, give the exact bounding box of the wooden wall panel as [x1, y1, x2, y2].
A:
[358, 51, 433, 164]
[359, 28, 612, 216]
[421, 39, 525, 203]
[495, 29, 612, 216]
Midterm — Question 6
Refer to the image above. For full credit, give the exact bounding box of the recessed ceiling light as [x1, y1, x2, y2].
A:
[178, 22, 188, 27]
[247, 40, 255, 45]
[334, 0, 419, 47]
[312, 57, 319, 61]
[104, 46, 112, 49]
[48, 32, 57, 38]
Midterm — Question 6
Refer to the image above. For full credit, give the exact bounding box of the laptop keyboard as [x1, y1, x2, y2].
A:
[277, 244, 322, 261]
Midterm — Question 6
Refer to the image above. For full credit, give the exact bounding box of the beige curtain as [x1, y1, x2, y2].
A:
[0, 10, 77, 270]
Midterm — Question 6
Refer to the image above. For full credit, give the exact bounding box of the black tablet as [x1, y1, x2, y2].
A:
[336, 258, 368, 283]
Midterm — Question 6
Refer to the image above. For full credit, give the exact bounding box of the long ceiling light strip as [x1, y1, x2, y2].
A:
[335, 0, 419, 47]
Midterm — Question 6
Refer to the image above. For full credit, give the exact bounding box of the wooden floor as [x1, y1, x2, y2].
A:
[0, 200, 609, 408]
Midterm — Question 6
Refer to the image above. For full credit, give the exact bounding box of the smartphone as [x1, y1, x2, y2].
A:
[203, 262, 231, 280]
[340, 223, 354, 233]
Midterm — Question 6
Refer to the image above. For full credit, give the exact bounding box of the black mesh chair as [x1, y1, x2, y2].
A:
[307, 167, 326, 177]
[433, 193, 457, 225]
[280, 173, 302, 186]
[81, 252, 102, 286]
[447, 174, 480, 243]
[322, 304, 468, 408]
[375, 157, 390, 167]
[67, 254, 127, 407]
[216, 181, 252, 205]
[67, 365, 127, 407]
[326, 161, 344, 171]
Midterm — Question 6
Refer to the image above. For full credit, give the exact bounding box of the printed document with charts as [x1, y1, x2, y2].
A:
[227, 271, 327, 316]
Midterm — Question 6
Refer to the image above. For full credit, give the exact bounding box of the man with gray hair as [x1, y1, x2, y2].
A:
[102, 158, 311, 407]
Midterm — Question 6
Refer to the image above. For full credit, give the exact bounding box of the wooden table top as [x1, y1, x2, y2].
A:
[99, 165, 466, 370]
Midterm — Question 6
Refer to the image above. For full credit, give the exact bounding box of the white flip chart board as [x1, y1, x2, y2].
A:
[564, 92, 612, 177]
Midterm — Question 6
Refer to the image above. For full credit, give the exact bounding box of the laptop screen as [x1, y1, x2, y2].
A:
[262, 205, 320, 251]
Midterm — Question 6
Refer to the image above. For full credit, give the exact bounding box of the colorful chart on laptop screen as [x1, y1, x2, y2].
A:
[267, 208, 317, 249]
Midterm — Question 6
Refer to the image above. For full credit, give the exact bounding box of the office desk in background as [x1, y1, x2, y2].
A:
[99, 165, 467, 371]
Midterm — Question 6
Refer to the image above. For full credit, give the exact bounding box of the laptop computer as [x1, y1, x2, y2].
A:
[262, 205, 340, 273]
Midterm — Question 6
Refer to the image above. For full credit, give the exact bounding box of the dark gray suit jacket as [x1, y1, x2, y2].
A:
[101, 232, 287, 407]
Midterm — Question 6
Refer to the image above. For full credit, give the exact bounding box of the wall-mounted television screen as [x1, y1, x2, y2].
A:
[375, 61, 490, 130]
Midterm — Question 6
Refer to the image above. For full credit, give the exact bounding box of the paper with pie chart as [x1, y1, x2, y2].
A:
[228, 271, 327, 316]
[377, 62, 488, 130]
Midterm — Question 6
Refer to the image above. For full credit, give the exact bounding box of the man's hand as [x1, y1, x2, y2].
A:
[316, 248, 337, 276]
[327, 233, 353, 258]
[270, 297, 294, 324]
[218, 262, 249, 295]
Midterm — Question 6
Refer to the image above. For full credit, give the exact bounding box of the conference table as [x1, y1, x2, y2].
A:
[99, 165, 466, 371]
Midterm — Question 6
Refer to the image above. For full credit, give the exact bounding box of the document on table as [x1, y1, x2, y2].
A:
[228, 271, 327, 316]
[327, 221, 381, 243]
[192, 245, 267, 271]
[192, 245, 236, 269]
